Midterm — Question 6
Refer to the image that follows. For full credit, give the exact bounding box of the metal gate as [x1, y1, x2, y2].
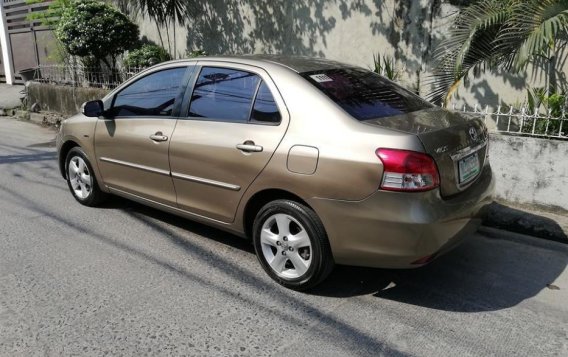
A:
[1, 0, 56, 84]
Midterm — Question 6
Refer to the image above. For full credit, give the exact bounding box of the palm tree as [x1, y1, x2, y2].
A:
[430, 0, 568, 105]
[117, 0, 194, 58]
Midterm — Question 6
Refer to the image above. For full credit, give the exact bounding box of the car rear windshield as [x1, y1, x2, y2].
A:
[301, 68, 433, 120]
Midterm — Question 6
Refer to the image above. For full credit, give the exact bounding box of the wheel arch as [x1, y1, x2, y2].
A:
[59, 140, 80, 179]
[243, 188, 314, 239]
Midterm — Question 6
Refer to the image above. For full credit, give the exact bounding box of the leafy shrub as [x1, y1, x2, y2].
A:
[124, 45, 171, 68]
[524, 87, 567, 136]
[372, 54, 401, 81]
[55, 0, 139, 65]
[27, 0, 72, 27]
[185, 49, 207, 58]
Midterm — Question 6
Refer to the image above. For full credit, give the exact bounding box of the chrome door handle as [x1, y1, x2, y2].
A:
[150, 132, 168, 142]
[236, 141, 263, 153]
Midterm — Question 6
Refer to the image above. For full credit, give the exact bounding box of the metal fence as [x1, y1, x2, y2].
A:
[447, 103, 567, 140]
[34, 64, 146, 88]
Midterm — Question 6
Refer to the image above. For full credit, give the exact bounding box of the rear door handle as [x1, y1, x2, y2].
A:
[236, 141, 263, 153]
[150, 132, 168, 142]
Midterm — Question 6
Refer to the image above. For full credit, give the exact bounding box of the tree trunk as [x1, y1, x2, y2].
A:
[173, 18, 177, 59]
[548, 52, 557, 95]
[444, 78, 462, 107]
[155, 21, 165, 50]
[165, 23, 172, 57]
[100, 57, 112, 71]
[100, 57, 111, 84]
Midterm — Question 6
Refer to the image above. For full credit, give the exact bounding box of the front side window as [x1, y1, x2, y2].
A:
[301, 68, 434, 121]
[189, 67, 260, 122]
[112, 67, 187, 117]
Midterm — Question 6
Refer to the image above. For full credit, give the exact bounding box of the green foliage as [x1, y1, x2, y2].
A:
[116, 0, 192, 57]
[372, 54, 401, 81]
[26, 0, 73, 63]
[55, 0, 139, 64]
[431, 0, 568, 104]
[527, 87, 548, 113]
[26, 0, 72, 27]
[185, 49, 207, 58]
[124, 44, 171, 68]
[524, 87, 567, 135]
[527, 88, 566, 116]
[120, 0, 189, 26]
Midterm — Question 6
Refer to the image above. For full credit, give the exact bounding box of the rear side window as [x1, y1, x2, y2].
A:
[112, 67, 187, 117]
[251, 81, 281, 123]
[189, 67, 260, 122]
[301, 68, 433, 120]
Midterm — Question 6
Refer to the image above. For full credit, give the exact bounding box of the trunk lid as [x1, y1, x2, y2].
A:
[364, 108, 489, 197]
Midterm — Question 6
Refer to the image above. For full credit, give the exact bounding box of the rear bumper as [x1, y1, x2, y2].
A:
[308, 165, 495, 268]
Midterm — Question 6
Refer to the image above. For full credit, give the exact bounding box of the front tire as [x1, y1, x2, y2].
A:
[252, 199, 334, 290]
[65, 147, 106, 206]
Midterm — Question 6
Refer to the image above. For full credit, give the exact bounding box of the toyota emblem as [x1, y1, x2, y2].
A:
[469, 127, 478, 141]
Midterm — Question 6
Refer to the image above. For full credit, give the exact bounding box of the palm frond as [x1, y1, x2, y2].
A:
[496, 0, 568, 70]
[428, 0, 509, 103]
[430, 0, 568, 103]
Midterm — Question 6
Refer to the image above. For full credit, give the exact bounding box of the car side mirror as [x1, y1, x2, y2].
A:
[82, 100, 104, 117]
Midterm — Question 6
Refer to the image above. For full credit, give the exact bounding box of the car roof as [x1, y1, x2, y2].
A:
[240, 55, 348, 72]
[167, 54, 350, 73]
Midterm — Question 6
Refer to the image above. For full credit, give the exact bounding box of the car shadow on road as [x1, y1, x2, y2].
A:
[314, 232, 568, 312]
[100, 196, 255, 254]
[105, 196, 567, 314]
[91, 196, 409, 356]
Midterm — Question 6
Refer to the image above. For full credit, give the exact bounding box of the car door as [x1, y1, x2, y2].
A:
[169, 63, 289, 223]
[95, 65, 192, 205]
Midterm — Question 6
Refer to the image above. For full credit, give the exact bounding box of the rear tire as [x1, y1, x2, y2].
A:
[252, 199, 334, 290]
[65, 147, 107, 207]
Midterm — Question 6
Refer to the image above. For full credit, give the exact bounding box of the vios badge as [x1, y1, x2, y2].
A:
[469, 127, 478, 141]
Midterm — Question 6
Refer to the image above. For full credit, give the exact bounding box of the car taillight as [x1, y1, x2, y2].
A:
[376, 148, 440, 192]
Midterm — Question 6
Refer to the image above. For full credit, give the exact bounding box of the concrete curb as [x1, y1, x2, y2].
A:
[1, 110, 63, 127]
[29, 112, 64, 127]
[483, 202, 568, 245]
[0, 108, 17, 116]
[479, 226, 568, 252]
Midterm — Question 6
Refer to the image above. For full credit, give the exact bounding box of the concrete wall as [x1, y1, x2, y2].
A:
[133, 0, 568, 107]
[27, 82, 109, 116]
[489, 134, 568, 212]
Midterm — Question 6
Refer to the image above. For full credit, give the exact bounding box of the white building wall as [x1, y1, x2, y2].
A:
[133, 0, 568, 108]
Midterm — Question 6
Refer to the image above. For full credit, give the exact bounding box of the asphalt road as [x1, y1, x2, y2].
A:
[1, 117, 567, 356]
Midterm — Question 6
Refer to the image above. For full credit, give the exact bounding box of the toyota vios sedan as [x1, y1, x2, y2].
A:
[57, 55, 494, 290]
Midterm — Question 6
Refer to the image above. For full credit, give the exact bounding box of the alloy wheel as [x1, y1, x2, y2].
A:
[260, 213, 313, 279]
[68, 156, 93, 200]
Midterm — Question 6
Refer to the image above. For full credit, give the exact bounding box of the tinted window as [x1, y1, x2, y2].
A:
[189, 67, 260, 122]
[112, 67, 187, 117]
[301, 68, 433, 120]
[251, 81, 281, 123]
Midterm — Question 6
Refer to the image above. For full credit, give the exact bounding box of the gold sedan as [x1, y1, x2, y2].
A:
[57, 55, 494, 290]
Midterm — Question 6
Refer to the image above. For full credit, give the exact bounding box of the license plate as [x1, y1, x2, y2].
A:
[458, 152, 480, 184]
